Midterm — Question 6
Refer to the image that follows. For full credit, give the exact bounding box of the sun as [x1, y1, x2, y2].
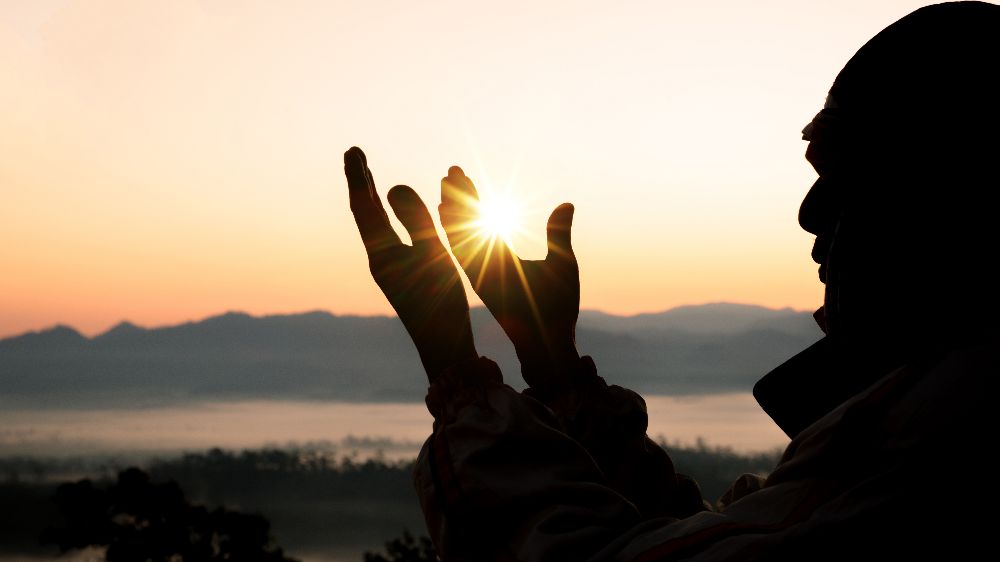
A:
[475, 193, 522, 243]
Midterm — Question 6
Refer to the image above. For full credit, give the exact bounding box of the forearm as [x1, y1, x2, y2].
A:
[517, 337, 581, 391]
[407, 316, 479, 381]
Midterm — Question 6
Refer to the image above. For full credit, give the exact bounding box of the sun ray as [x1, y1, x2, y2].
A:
[474, 235, 498, 292]
[509, 253, 545, 336]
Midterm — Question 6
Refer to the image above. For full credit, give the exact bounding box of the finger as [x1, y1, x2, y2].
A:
[344, 147, 401, 253]
[440, 167, 482, 256]
[387, 185, 442, 247]
[440, 168, 480, 228]
[545, 203, 576, 262]
[441, 166, 480, 209]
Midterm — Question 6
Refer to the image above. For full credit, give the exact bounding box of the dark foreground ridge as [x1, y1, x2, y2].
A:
[0, 443, 781, 561]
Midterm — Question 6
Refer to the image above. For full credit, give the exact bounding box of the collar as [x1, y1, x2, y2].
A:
[753, 336, 885, 439]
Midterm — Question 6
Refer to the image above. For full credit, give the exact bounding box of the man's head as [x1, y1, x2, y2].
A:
[799, 1, 1000, 363]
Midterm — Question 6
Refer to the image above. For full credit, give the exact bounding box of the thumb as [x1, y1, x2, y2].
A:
[387, 185, 440, 246]
[546, 203, 575, 261]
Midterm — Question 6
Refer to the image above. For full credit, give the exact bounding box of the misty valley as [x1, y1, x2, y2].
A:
[1, 304, 814, 560]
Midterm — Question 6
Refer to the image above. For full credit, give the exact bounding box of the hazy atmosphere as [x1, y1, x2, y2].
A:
[2, 303, 813, 456]
[1, 0, 933, 337]
[0, 1, 958, 561]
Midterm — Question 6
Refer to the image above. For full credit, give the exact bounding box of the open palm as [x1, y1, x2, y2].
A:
[439, 166, 580, 389]
[345, 148, 477, 382]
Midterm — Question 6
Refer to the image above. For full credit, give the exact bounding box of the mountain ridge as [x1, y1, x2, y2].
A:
[4, 302, 811, 342]
[0, 303, 823, 409]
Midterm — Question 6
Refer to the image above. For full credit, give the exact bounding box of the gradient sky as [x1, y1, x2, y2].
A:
[0, 0, 936, 337]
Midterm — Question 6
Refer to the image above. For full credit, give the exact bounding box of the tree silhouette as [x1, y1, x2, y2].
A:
[363, 530, 437, 562]
[42, 467, 298, 562]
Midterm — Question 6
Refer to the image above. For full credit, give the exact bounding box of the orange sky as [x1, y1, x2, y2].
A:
[0, 0, 936, 337]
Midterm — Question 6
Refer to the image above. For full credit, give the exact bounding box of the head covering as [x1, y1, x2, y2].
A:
[756, 2, 1000, 438]
[829, 2, 1000, 165]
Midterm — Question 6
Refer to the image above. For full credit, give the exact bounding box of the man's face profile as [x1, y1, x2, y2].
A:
[798, 98, 846, 335]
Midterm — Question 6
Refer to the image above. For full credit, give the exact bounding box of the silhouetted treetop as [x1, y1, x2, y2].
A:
[42, 467, 298, 562]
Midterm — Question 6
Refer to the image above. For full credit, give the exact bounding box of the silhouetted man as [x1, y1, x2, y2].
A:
[345, 2, 999, 560]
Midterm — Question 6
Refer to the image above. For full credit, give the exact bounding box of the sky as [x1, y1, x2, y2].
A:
[0, 0, 938, 338]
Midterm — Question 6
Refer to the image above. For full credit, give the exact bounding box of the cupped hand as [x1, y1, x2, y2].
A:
[345, 147, 477, 381]
[439, 166, 581, 389]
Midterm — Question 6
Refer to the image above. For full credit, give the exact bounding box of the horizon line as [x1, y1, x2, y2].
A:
[1, 301, 815, 341]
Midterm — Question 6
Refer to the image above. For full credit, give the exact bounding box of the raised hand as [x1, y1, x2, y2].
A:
[344, 147, 477, 381]
[439, 166, 581, 390]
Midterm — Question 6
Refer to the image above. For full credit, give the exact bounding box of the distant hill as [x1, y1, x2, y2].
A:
[0, 304, 822, 409]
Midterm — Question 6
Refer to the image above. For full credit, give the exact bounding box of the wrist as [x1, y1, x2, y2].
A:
[518, 348, 581, 373]
[515, 334, 579, 368]
[519, 345, 588, 393]
[419, 334, 479, 382]
[424, 356, 504, 423]
[521, 355, 608, 425]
